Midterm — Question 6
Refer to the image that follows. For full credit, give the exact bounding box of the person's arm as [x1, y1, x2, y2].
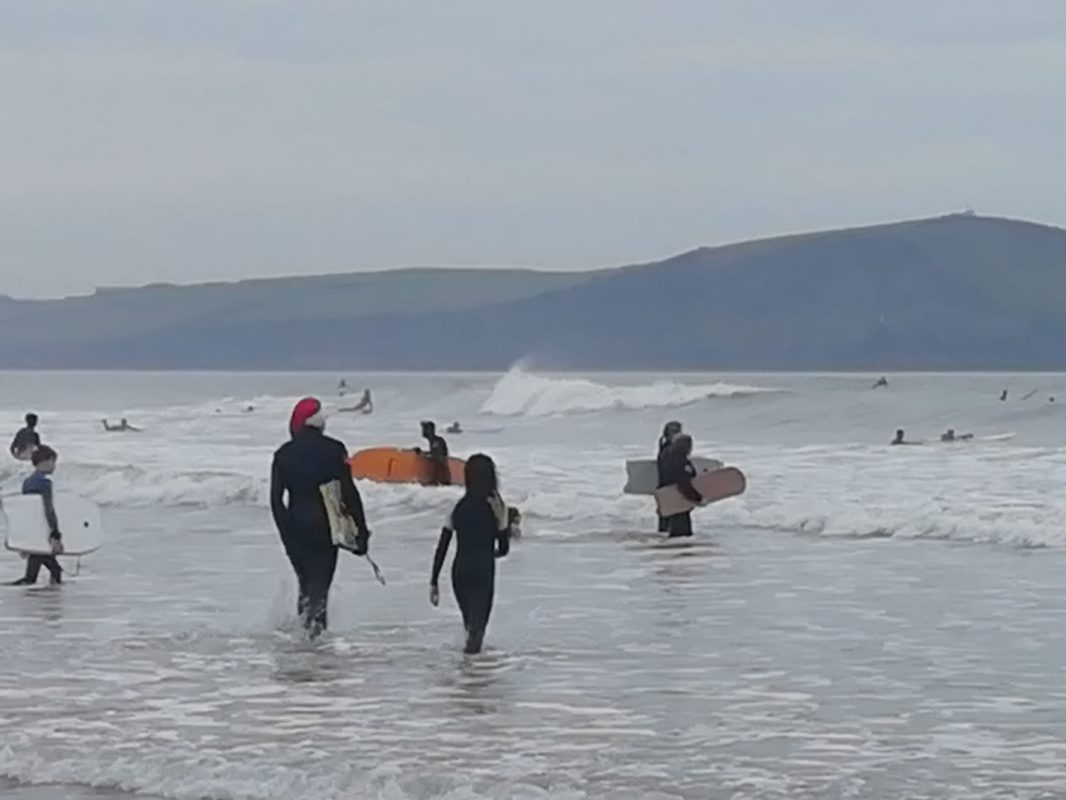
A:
[667, 457, 702, 503]
[495, 525, 510, 558]
[269, 456, 291, 538]
[430, 526, 453, 605]
[40, 481, 60, 538]
[9, 432, 19, 458]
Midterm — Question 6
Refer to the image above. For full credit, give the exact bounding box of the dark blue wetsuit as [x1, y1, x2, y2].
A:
[270, 428, 368, 637]
[14, 471, 62, 584]
[431, 495, 510, 654]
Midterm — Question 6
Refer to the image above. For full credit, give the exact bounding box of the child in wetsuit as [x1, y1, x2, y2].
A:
[9, 445, 64, 586]
[430, 454, 512, 654]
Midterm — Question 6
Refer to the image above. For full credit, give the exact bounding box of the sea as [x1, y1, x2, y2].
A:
[1, 369, 1065, 800]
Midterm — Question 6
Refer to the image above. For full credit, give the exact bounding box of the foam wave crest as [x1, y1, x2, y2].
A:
[481, 368, 783, 417]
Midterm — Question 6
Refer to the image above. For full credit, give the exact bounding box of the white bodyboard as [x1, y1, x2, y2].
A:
[3, 493, 104, 556]
[320, 480, 361, 551]
[624, 456, 723, 495]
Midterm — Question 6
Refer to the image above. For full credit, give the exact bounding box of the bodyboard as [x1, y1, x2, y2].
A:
[2, 493, 104, 556]
[655, 467, 747, 517]
[624, 456, 723, 495]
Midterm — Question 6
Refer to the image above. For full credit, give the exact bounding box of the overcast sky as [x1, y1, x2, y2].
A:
[2, 1, 1065, 297]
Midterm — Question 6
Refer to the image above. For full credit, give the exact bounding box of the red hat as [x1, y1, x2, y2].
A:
[290, 397, 326, 436]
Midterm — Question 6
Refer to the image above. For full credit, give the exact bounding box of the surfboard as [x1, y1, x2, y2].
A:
[350, 447, 466, 486]
[655, 467, 747, 517]
[2, 493, 104, 556]
[624, 456, 723, 495]
[320, 480, 362, 551]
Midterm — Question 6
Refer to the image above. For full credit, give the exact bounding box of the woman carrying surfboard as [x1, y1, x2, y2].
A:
[430, 454, 512, 655]
[270, 397, 371, 638]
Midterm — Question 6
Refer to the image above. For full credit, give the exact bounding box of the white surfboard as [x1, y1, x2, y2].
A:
[624, 456, 723, 495]
[2, 493, 104, 556]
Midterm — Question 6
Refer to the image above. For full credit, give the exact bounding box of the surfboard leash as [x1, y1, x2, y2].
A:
[365, 554, 387, 586]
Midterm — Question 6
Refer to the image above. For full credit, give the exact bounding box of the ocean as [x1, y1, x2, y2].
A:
[1, 369, 1065, 800]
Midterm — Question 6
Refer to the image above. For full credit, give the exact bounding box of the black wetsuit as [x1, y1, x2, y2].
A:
[655, 436, 673, 533]
[659, 449, 702, 538]
[10, 427, 39, 460]
[432, 495, 510, 654]
[270, 428, 368, 636]
[13, 471, 62, 585]
[425, 433, 451, 486]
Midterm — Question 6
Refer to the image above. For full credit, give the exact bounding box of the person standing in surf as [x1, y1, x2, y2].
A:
[659, 434, 702, 538]
[7, 445, 64, 586]
[430, 454, 512, 654]
[656, 421, 683, 532]
[270, 397, 370, 638]
[420, 421, 451, 486]
[9, 413, 41, 461]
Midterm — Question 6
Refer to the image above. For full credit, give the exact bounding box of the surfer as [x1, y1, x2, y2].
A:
[270, 397, 370, 638]
[446, 421, 463, 434]
[1000, 390, 1008, 402]
[659, 434, 701, 538]
[9, 413, 40, 461]
[340, 389, 373, 415]
[430, 454, 512, 654]
[419, 421, 451, 486]
[102, 418, 141, 433]
[656, 421, 683, 532]
[338, 378, 348, 397]
[890, 429, 910, 445]
[7, 446, 63, 586]
[941, 429, 973, 442]
[873, 377, 889, 389]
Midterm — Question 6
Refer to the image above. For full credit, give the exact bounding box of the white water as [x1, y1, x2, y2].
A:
[1, 370, 1065, 800]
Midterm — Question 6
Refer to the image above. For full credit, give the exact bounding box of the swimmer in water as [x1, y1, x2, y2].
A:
[446, 421, 463, 434]
[102, 418, 141, 433]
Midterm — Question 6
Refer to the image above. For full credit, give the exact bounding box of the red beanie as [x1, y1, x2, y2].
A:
[290, 397, 326, 436]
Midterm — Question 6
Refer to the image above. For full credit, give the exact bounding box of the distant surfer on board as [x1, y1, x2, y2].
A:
[7, 446, 64, 586]
[940, 429, 973, 443]
[873, 377, 889, 389]
[9, 413, 40, 461]
[658, 434, 701, 538]
[890, 429, 920, 445]
[446, 421, 463, 434]
[656, 421, 683, 532]
[102, 418, 141, 433]
[271, 397, 371, 638]
[430, 454, 512, 654]
[418, 421, 451, 486]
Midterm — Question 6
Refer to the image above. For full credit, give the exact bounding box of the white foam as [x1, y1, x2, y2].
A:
[481, 368, 784, 417]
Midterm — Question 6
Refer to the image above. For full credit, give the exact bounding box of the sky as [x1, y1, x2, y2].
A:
[3, 1, 1066, 297]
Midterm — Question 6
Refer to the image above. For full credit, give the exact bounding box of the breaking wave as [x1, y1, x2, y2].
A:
[481, 368, 784, 417]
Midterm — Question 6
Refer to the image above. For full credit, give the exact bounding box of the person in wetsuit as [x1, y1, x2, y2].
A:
[8, 446, 64, 586]
[270, 397, 370, 638]
[656, 421, 683, 532]
[420, 421, 451, 486]
[10, 413, 40, 461]
[430, 454, 511, 654]
[659, 434, 702, 538]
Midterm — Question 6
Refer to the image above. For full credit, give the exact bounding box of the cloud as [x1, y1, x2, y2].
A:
[1, 1, 1065, 295]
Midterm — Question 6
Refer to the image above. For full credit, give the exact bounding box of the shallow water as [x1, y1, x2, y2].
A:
[1, 370, 1065, 799]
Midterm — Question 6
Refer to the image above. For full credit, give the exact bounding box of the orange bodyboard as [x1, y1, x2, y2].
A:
[350, 447, 466, 486]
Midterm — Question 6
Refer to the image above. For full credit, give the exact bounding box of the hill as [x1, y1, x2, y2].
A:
[3, 213, 1065, 370]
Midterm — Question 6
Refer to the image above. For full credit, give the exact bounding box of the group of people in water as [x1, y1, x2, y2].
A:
[269, 398, 515, 653]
